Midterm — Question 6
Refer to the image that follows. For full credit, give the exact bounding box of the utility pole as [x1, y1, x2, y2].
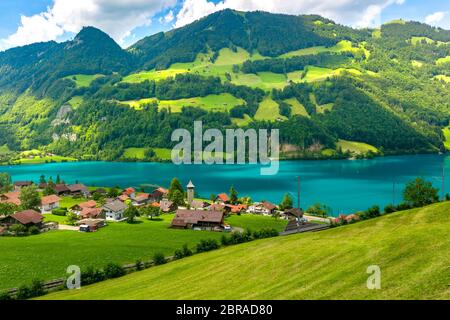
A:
[297, 176, 301, 209]
[442, 163, 446, 201]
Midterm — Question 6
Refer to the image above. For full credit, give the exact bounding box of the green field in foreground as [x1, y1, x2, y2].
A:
[443, 127, 450, 150]
[0, 214, 286, 291]
[123, 93, 244, 113]
[337, 139, 379, 155]
[41, 202, 450, 300]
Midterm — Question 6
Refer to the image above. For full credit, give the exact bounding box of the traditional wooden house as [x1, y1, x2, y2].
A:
[80, 207, 104, 219]
[40, 195, 61, 213]
[283, 208, 304, 220]
[2, 210, 44, 228]
[67, 184, 90, 197]
[13, 181, 33, 191]
[171, 209, 225, 231]
[248, 201, 277, 215]
[191, 200, 210, 210]
[132, 193, 151, 206]
[151, 187, 168, 202]
[123, 187, 136, 199]
[70, 200, 97, 215]
[54, 184, 70, 196]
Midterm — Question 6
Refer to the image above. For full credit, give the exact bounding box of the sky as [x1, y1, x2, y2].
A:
[0, 0, 448, 51]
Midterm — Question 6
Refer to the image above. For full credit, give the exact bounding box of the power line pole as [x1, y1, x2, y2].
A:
[442, 163, 446, 201]
[297, 176, 301, 210]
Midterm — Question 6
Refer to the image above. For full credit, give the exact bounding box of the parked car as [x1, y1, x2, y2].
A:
[223, 225, 232, 232]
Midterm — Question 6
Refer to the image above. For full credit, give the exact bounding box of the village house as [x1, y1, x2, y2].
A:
[132, 193, 151, 206]
[171, 209, 225, 231]
[67, 184, 90, 197]
[191, 200, 210, 210]
[215, 193, 229, 204]
[54, 184, 70, 196]
[151, 187, 168, 202]
[248, 201, 277, 215]
[123, 187, 136, 199]
[283, 208, 304, 220]
[77, 219, 106, 232]
[70, 200, 97, 215]
[118, 194, 130, 202]
[2, 210, 44, 228]
[103, 200, 128, 221]
[80, 207, 104, 220]
[13, 181, 33, 191]
[0, 191, 21, 206]
[40, 195, 61, 213]
[226, 204, 248, 214]
[160, 199, 177, 213]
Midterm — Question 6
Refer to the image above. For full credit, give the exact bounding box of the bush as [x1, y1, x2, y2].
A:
[174, 244, 193, 260]
[366, 205, 380, 218]
[196, 239, 220, 253]
[384, 204, 397, 214]
[52, 208, 67, 216]
[29, 279, 45, 297]
[0, 291, 12, 301]
[221, 235, 231, 246]
[81, 266, 105, 285]
[9, 224, 27, 236]
[16, 285, 32, 300]
[396, 202, 412, 211]
[28, 226, 40, 235]
[252, 228, 279, 239]
[153, 253, 167, 265]
[104, 263, 125, 279]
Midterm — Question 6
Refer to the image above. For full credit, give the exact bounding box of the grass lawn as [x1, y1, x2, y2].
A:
[337, 139, 379, 155]
[60, 196, 89, 209]
[122, 69, 188, 83]
[279, 40, 365, 59]
[435, 75, 450, 83]
[443, 127, 450, 150]
[301, 66, 362, 82]
[284, 98, 309, 117]
[411, 60, 424, 68]
[153, 148, 172, 161]
[411, 36, 434, 45]
[41, 202, 450, 300]
[43, 214, 69, 224]
[0, 214, 283, 291]
[123, 93, 244, 113]
[436, 56, 450, 65]
[226, 214, 287, 233]
[316, 103, 334, 114]
[12, 150, 77, 165]
[65, 74, 104, 88]
[254, 98, 286, 122]
[123, 148, 148, 159]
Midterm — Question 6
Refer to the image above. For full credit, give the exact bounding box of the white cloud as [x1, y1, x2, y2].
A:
[425, 11, 448, 26]
[175, 0, 406, 29]
[0, 0, 177, 51]
[160, 10, 175, 24]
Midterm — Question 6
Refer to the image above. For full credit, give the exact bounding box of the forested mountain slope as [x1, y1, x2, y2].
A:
[0, 10, 449, 162]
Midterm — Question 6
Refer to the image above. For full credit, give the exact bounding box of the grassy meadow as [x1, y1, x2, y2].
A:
[337, 140, 379, 155]
[41, 202, 450, 300]
[65, 74, 104, 88]
[443, 127, 450, 150]
[254, 98, 286, 122]
[0, 214, 286, 291]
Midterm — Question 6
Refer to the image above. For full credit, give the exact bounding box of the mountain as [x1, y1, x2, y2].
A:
[0, 10, 449, 162]
[40, 202, 450, 300]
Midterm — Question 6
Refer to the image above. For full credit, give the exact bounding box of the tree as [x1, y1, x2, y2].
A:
[0, 173, 12, 192]
[43, 185, 56, 196]
[171, 190, 185, 206]
[19, 185, 41, 210]
[47, 177, 55, 188]
[230, 186, 238, 204]
[306, 203, 331, 218]
[0, 202, 19, 216]
[279, 193, 293, 211]
[140, 205, 161, 220]
[107, 187, 120, 198]
[403, 178, 439, 208]
[39, 175, 46, 185]
[56, 175, 61, 184]
[66, 212, 79, 226]
[168, 178, 184, 201]
[124, 205, 140, 223]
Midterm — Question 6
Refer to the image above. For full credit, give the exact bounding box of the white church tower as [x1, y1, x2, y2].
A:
[187, 180, 195, 206]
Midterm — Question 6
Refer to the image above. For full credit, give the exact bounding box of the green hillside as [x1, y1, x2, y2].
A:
[0, 10, 449, 161]
[41, 202, 450, 300]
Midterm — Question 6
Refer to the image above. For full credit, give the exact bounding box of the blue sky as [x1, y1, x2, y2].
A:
[0, 0, 448, 51]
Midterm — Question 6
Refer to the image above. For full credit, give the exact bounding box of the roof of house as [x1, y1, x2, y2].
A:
[78, 219, 105, 227]
[80, 208, 104, 219]
[124, 187, 136, 195]
[155, 187, 168, 194]
[160, 199, 175, 212]
[210, 203, 225, 211]
[216, 193, 229, 202]
[191, 200, 209, 209]
[118, 194, 129, 202]
[11, 210, 43, 225]
[262, 201, 277, 210]
[13, 181, 33, 187]
[0, 191, 21, 206]
[103, 200, 127, 212]
[41, 195, 61, 205]
[68, 184, 88, 192]
[227, 204, 248, 213]
[151, 202, 161, 207]
[284, 208, 303, 218]
[74, 200, 97, 209]
[134, 193, 150, 202]
[172, 210, 224, 227]
[54, 184, 70, 193]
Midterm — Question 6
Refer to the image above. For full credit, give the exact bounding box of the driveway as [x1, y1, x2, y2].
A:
[58, 225, 79, 231]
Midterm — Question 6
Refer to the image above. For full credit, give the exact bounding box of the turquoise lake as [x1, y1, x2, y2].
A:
[1, 154, 449, 215]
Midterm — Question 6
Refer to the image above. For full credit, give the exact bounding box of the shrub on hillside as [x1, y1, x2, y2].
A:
[104, 263, 125, 279]
[384, 204, 397, 214]
[396, 202, 412, 211]
[196, 239, 220, 253]
[81, 266, 105, 285]
[252, 228, 279, 239]
[16, 280, 45, 300]
[0, 291, 12, 301]
[52, 208, 67, 216]
[28, 226, 40, 235]
[153, 253, 167, 265]
[174, 244, 193, 260]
